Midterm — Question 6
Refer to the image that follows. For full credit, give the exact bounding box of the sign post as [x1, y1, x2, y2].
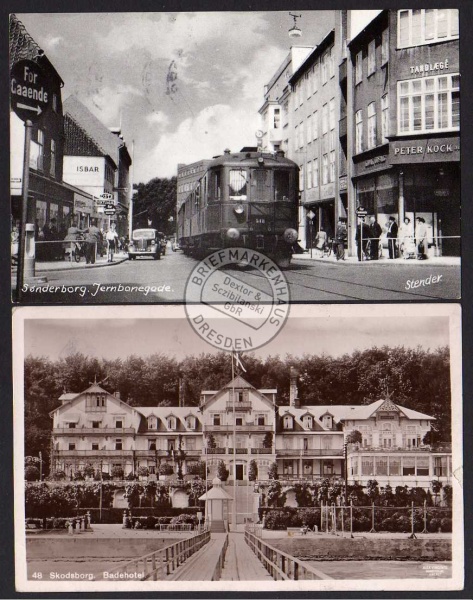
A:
[356, 207, 367, 261]
[10, 59, 51, 300]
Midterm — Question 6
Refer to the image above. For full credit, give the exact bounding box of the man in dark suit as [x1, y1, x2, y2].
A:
[386, 216, 399, 259]
[355, 217, 368, 261]
[368, 216, 382, 260]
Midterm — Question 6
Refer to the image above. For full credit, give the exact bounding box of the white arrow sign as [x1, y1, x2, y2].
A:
[17, 102, 42, 115]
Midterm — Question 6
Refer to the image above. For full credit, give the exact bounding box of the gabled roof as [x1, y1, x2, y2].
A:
[58, 392, 79, 402]
[49, 384, 132, 416]
[223, 376, 254, 389]
[201, 376, 275, 410]
[63, 95, 123, 165]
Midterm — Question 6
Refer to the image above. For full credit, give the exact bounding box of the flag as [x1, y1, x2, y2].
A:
[233, 351, 246, 373]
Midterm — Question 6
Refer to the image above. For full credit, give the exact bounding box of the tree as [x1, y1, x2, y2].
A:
[442, 484, 453, 508]
[262, 432, 273, 449]
[266, 480, 286, 507]
[25, 465, 40, 481]
[137, 466, 149, 477]
[206, 433, 217, 449]
[248, 460, 258, 482]
[83, 464, 95, 478]
[132, 177, 177, 235]
[431, 479, 443, 506]
[267, 462, 278, 480]
[216, 460, 229, 482]
[159, 463, 174, 476]
[365, 479, 379, 502]
[346, 430, 362, 445]
[111, 466, 124, 480]
[187, 461, 207, 478]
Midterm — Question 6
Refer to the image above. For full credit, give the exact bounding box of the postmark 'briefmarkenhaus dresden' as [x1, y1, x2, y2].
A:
[185, 248, 290, 351]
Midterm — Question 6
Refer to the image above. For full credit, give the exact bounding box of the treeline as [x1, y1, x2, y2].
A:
[25, 346, 451, 461]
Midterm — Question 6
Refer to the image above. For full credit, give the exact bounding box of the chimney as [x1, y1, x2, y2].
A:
[289, 367, 299, 407]
[114, 391, 121, 400]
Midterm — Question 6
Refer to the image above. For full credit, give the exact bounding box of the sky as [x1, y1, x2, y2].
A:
[16, 11, 336, 183]
[24, 309, 451, 362]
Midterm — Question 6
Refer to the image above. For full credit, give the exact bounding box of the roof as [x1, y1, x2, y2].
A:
[63, 95, 124, 165]
[348, 10, 388, 52]
[136, 406, 201, 419]
[58, 392, 79, 402]
[9, 14, 64, 85]
[289, 29, 335, 87]
[278, 399, 434, 424]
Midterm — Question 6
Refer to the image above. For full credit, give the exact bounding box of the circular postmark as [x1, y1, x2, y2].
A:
[185, 247, 290, 352]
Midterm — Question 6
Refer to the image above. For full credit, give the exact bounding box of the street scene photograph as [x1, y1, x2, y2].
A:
[13, 303, 463, 591]
[9, 9, 461, 303]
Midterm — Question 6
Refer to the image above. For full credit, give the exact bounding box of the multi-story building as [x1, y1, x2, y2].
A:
[49, 374, 452, 491]
[62, 96, 132, 236]
[347, 9, 460, 256]
[177, 160, 212, 213]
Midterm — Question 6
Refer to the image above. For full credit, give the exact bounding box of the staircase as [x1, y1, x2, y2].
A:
[226, 482, 256, 524]
[210, 520, 226, 533]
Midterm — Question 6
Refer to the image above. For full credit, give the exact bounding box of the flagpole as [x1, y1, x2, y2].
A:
[232, 350, 237, 532]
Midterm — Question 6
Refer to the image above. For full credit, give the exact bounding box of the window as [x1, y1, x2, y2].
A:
[212, 170, 221, 199]
[186, 416, 196, 429]
[50, 139, 56, 177]
[68, 422, 76, 429]
[416, 456, 430, 476]
[381, 95, 389, 141]
[398, 9, 459, 47]
[398, 74, 460, 134]
[305, 72, 311, 100]
[362, 456, 374, 476]
[52, 93, 58, 112]
[375, 456, 388, 475]
[367, 102, 377, 148]
[92, 421, 100, 429]
[37, 129, 44, 170]
[355, 110, 363, 153]
[313, 158, 319, 188]
[115, 439, 122, 450]
[299, 164, 304, 192]
[322, 154, 329, 185]
[355, 51, 362, 85]
[256, 414, 265, 426]
[85, 393, 106, 412]
[306, 161, 312, 189]
[283, 415, 293, 429]
[329, 150, 335, 182]
[312, 65, 319, 95]
[92, 443, 99, 451]
[322, 104, 329, 135]
[186, 437, 196, 450]
[329, 46, 335, 79]
[167, 417, 176, 430]
[306, 115, 312, 142]
[115, 420, 123, 429]
[381, 29, 389, 65]
[274, 170, 290, 200]
[213, 414, 221, 426]
[68, 443, 76, 451]
[236, 417, 243, 426]
[298, 122, 304, 148]
[303, 437, 309, 450]
[389, 456, 401, 476]
[368, 40, 376, 76]
[148, 416, 157, 430]
[402, 456, 415, 476]
[273, 107, 280, 129]
[313, 111, 318, 140]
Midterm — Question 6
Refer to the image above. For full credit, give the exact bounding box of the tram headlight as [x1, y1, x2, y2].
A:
[226, 228, 240, 240]
[234, 204, 245, 215]
[283, 228, 298, 244]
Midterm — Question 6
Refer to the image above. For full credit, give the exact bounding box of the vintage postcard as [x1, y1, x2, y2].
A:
[10, 9, 461, 303]
[13, 303, 463, 591]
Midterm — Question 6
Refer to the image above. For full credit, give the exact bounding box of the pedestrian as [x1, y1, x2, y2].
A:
[63, 217, 84, 260]
[106, 223, 119, 262]
[83, 218, 102, 264]
[415, 216, 428, 260]
[11, 223, 20, 264]
[42, 218, 58, 260]
[398, 216, 415, 259]
[334, 218, 347, 261]
[315, 227, 328, 258]
[386, 216, 399, 259]
[355, 217, 368, 261]
[368, 216, 382, 260]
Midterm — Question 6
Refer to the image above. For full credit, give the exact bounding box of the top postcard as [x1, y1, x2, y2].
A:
[9, 9, 461, 304]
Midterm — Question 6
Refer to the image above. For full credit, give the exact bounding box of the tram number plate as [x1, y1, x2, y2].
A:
[255, 218, 265, 224]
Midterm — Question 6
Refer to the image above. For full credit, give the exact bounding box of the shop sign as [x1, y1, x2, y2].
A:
[339, 176, 348, 191]
[365, 155, 387, 168]
[434, 189, 450, 197]
[410, 60, 450, 76]
[391, 137, 460, 163]
[74, 193, 94, 213]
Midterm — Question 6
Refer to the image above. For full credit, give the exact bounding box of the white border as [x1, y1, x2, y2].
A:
[13, 303, 463, 592]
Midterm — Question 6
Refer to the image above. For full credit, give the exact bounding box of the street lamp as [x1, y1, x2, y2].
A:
[288, 13, 302, 38]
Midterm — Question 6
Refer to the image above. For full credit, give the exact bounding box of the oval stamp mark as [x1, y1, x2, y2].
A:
[184, 248, 290, 351]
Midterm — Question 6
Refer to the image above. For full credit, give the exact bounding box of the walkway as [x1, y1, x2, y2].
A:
[219, 532, 273, 581]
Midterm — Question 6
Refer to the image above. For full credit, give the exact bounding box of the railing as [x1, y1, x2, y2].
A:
[226, 400, 252, 411]
[276, 449, 344, 456]
[205, 425, 272, 432]
[102, 528, 210, 581]
[53, 428, 135, 435]
[57, 450, 134, 457]
[244, 528, 332, 581]
[250, 448, 273, 454]
[348, 445, 431, 453]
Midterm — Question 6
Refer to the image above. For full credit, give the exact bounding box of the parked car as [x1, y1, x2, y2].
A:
[128, 228, 161, 260]
[157, 231, 167, 255]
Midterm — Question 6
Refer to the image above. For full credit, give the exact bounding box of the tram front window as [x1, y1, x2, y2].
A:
[274, 170, 290, 201]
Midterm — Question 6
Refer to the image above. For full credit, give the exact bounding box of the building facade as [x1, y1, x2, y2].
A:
[49, 376, 452, 491]
[347, 9, 460, 256]
[63, 96, 132, 236]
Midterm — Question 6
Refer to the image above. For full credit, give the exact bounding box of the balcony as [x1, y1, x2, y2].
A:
[347, 445, 432, 454]
[276, 449, 344, 457]
[205, 424, 272, 432]
[56, 450, 135, 457]
[339, 116, 347, 139]
[339, 58, 347, 82]
[225, 400, 252, 412]
[53, 428, 135, 435]
[250, 448, 274, 455]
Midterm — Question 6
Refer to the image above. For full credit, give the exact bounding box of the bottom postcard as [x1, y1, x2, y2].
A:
[13, 303, 463, 592]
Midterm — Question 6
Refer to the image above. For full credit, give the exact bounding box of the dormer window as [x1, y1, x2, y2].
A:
[283, 415, 293, 430]
[148, 416, 157, 430]
[186, 416, 196, 429]
[302, 415, 312, 429]
[256, 414, 265, 426]
[167, 416, 176, 430]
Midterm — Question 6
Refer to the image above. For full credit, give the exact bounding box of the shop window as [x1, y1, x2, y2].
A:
[381, 29, 389, 65]
[367, 40, 376, 76]
[355, 110, 363, 154]
[398, 74, 460, 134]
[398, 9, 458, 48]
[367, 102, 377, 149]
[355, 51, 362, 85]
